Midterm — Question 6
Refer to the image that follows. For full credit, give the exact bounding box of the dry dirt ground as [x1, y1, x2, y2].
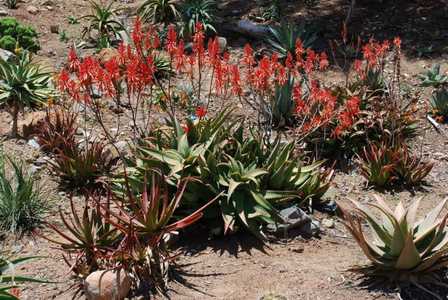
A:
[1, 0, 448, 299]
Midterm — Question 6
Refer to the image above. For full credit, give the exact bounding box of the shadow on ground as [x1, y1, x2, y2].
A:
[218, 0, 448, 58]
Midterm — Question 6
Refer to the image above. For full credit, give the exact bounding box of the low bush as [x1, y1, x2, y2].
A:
[358, 141, 433, 188]
[36, 109, 78, 154]
[48, 140, 117, 192]
[0, 51, 54, 137]
[0, 18, 40, 53]
[419, 65, 448, 121]
[307, 37, 418, 160]
[0, 151, 48, 233]
[120, 110, 333, 239]
[80, 1, 125, 49]
[180, 0, 216, 37]
[46, 172, 216, 296]
[139, 0, 180, 24]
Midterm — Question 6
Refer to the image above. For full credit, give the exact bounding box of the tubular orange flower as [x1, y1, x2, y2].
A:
[207, 37, 219, 66]
[175, 39, 186, 72]
[393, 37, 401, 48]
[295, 39, 304, 62]
[193, 23, 205, 65]
[166, 24, 177, 55]
[58, 69, 71, 91]
[131, 17, 143, 46]
[195, 106, 207, 118]
[243, 44, 254, 67]
[230, 64, 242, 96]
[68, 47, 80, 72]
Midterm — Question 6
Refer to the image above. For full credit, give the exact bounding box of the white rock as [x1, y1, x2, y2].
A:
[26, 5, 39, 15]
[85, 269, 131, 300]
[0, 49, 14, 61]
[27, 138, 40, 149]
[0, 9, 9, 16]
[322, 218, 335, 229]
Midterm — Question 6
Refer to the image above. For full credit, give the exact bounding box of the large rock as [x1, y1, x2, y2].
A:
[84, 269, 131, 300]
[235, 20, 270, 39]
[0, 49, 15, 62]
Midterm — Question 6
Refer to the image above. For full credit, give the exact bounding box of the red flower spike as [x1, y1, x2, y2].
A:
[166, 25, 177, 55]
[68, 47, 80, 72]
[195, 106, 207, 119]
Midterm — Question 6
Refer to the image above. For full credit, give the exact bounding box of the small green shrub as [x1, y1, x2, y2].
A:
[5, 0, 18, 9]
[181, 0, 216, 37]
[0, 151, 48, 233]
[267, 22, 317, 59]
[0, 52, 54, 137]
[0, 18, 40, 53]
[358, 141, 433, 188]
[80, 1, 125, 48]
[139, 0, 180, 24]
[49, 140, 117, 192]
[118, 110, 333, 239]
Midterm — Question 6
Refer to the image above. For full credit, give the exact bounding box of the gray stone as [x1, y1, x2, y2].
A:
[299, 220, 320, 236]
[266, 205, 320, 237]
[235, 20, 270, 39]
[0, 9, 9, 16]
[0, 49, 14, 62]
[85, 269, 131, 300]
[217, 36, 227, 54]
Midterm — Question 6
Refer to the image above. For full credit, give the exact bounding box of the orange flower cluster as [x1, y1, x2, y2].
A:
[57, 19, 381, 138]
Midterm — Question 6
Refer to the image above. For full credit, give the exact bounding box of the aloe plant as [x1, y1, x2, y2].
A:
[218, 156, 282, 239]
[80, 0, 125, 47]
[45, 196, 120, 276]
[138, 0, 180, 24]
[0, 52, 53, 137]
[358, 142, 395, 187]
[430, 88, 448, 117]
[419, 64, 448, 88]
[341, 195, 448, 298]
[272, 75, 295, 127]
[181, 0, 216, 37]
[267, 22, 317, 59]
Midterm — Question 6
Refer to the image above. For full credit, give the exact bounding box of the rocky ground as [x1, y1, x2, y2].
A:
[1, 0, 448, 299]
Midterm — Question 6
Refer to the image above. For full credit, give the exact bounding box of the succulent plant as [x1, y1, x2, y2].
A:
[341, 195, 448, 296]
[139, 0, 180, 24]
[430, 88, 448, 118]
[267, 22, 317, 59]
[0, 52, 53, 137]
[419, 64, 448, 89]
